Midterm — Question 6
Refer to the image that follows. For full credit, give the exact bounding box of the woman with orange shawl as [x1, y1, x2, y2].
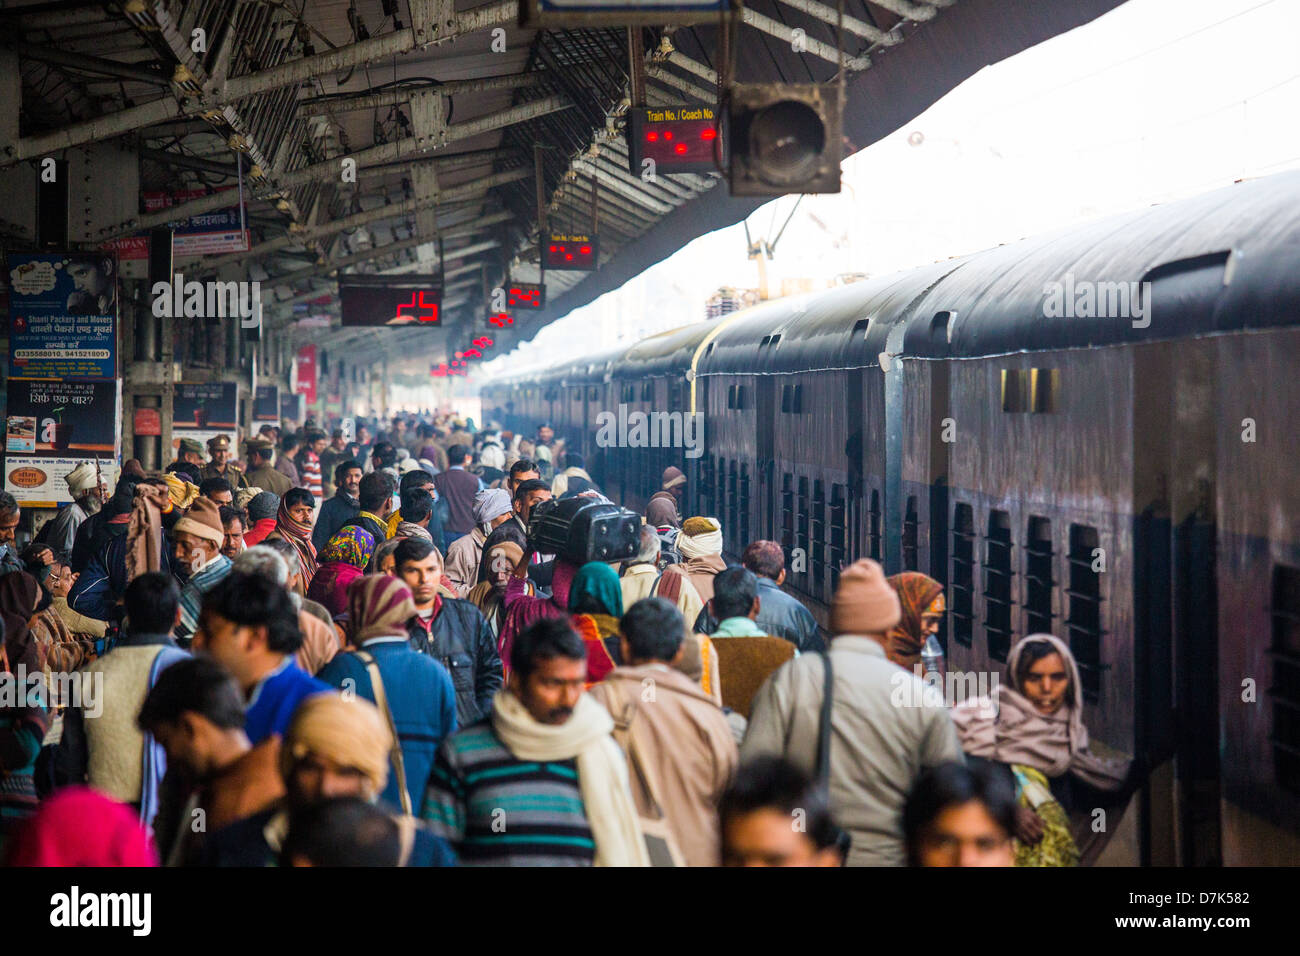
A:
[884, 572, 945, 673]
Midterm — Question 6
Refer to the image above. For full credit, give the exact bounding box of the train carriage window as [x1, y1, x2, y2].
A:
[797, 477, 811, 586]
[869, 490, 882, 562]
[735, 385, 746, 410]
[1001, 370, 1028, 413]
[642, 382, 654, 401]
[1271, 564, 1300, 794]
[726, 460, 739, 554]
[727, 385, 737, 410]
[903, 497, 919, 571]
[739, 464, 751, 547]
[812, 480, 827, 598]
[983, 510, 1014, 661]
[951, 504, 975, 647]
[830, 484, 848, 591]
[1066, 525, 1106, 703]
[1031, 369, 1059, 414]
[780, 473, 795, 553]
[1025, 517, 1055, 634]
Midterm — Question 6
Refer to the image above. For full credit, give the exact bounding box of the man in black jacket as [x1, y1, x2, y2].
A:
[396, 537, 502, 725]
[313, 459, 362, 551]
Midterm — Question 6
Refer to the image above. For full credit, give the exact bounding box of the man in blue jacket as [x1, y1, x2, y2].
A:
[193, 571, 328, 744]
[317, 575, 457, 813]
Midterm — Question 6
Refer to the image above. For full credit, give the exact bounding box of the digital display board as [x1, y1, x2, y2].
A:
[339, 275, 442, 327]
[544, 234, 598, 271]
[628, 105, 722, 175]
[506, 282, 546, 310]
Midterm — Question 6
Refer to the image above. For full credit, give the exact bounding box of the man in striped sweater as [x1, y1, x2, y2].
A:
[295, 428, 326, 503]
[421, 617, 647, 867]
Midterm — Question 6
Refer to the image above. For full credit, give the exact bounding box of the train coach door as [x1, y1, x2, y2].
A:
[756, 378, 776, 541]
[1174, 514, 1222, 865]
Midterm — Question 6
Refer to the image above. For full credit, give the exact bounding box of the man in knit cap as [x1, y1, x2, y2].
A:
[741, 557, 963, 867]
[241, 490, 280, 547]
[171, 497, 234, 644]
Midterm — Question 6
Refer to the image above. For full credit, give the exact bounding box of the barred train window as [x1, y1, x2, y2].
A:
[812, 480, 826, 591]
[951, 504, 975, 647]
[903, 497, 919, 571]
[1271, 564, 1300, 794]
[983, 510, 1014, 662]
[739, 464, 751, 547]
[1025, 516, 1055, 635]
[1066, 525, 1104, 703]
[829, 484, 847, 592]
[796, 476, 810, 582]
[780, 473, 794, 553]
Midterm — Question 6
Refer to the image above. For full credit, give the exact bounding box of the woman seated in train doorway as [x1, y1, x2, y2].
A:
[950, 634, 1136, 866]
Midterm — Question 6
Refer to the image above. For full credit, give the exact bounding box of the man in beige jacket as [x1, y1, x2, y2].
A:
[741, 558, 963, 867]
[590, 596, 739, 867]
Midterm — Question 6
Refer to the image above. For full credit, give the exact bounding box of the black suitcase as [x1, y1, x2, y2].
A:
[527, 497, 641, 564]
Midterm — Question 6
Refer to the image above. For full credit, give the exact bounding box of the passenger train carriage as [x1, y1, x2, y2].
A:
[482, 170, 1300, 866]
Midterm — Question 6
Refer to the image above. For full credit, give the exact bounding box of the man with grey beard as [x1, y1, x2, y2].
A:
[37, 463, 105, 554]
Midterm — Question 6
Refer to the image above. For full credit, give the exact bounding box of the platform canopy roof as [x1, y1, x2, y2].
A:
[0, 0, 1125, 373]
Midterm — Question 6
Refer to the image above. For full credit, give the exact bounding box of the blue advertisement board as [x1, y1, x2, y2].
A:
[5, 251, 118, 381]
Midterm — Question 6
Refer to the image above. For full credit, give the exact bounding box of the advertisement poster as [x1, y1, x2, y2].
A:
[5, 251, 118, 380]
[294, 345, 318, 405]
[5, 458, 121, 508]
[4, 380, 119, 456]
[174, 382, 239, 429]
[254, 384, 280, 422]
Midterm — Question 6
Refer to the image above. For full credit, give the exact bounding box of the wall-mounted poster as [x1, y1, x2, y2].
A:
[4, 380, 119, 455]
[5, 458, 121, 508]
[294, 345, 317, 405]
[174, 382, 239, 429]
[5, 251, 118, 381]
[254, 384, 280, 422]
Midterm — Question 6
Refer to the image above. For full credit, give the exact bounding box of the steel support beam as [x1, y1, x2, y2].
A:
[741, 8, 871, 70]
[11, 42, 171, 86]
[300, 72, 547, 117]
[770, 0, 901, 45]
[1, 1, 521, 165]
[98, 98, 565, 237]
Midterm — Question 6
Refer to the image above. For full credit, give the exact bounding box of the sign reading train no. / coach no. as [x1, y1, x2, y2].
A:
[521, 0, 733, 27]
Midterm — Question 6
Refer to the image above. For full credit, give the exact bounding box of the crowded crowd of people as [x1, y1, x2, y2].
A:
[0, 411, 1137, 867]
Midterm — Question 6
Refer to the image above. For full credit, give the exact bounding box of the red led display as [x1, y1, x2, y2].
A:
[339, 276, 442, 327]
[544, 234, 598, 271]
[627, 105, 722, 176]
[506, 283, 546, 309]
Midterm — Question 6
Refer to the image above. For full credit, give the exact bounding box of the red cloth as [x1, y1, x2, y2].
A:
[305, 561, 364, 618]
[244, 517, 277, 547]
[4, 787, 158, 866]
[570, 613, 615, 685]
[498, 558, 577, 677]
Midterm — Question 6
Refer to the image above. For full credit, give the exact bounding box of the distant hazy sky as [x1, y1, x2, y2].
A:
[476, 0, 1300, 380]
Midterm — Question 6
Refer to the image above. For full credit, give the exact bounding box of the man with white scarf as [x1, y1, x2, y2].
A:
[651, 516, 727, 628]
[422, 617, 649, 866]
[444, 488, 514, 597]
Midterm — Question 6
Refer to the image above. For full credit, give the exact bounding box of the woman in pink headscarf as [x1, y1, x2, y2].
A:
[496, 550, 579, 680]
[5, 787, 157, 866]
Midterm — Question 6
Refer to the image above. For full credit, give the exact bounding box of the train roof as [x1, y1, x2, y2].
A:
[613, 320, 721, 381]
[695, 169, 1300, 377]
